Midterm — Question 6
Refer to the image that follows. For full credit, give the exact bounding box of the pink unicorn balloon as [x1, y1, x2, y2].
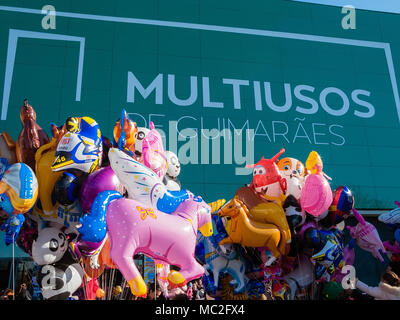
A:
[141, 121, 168, 179]
[106, 194, 213, 297]
[348, 208, 387, 263]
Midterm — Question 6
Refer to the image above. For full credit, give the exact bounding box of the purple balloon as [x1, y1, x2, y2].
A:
[79, 166, 121, 213]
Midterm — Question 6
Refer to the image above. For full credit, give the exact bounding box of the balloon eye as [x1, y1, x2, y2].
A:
[49, 239, 59, 252]
[297, 169, 302, 174]
[284, 165, 290, 170]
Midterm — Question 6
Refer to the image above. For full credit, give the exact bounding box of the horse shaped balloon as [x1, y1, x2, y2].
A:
[79, 190, 214, 297]
[108, 148, 189, 214]
[218, 198, 285, 266]
[16, 99, 50, 171]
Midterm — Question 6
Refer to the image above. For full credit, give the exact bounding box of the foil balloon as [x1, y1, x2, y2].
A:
[277, 157, 306, 200]
[202, 235, 246, 293]
[36, 247, 84, 300]
[282, 254, 314, 300]
[0, 161, 38, 215]
[320, 186, 354, 228]
[0, 214, 25, 245]
[16, 218, 37, 255]
[15, 99, 50, 171]
[218, 197, 284, 266]
[79, 166, 121, 213]
[141, 121, 167, 179]
[134, 127, 150, 158]
[348, 208, 387, 263]
[300, 151, 332, 217]
[163, 150, 181, 191]
[113, 109, 138, 156]
[32, 227, 71, 265]
[108, 148, 189, 214]
[80, 190, 213, 297]
[0, 132, 17, 165]
[245, 148, 287, 201]
[34, 139, 62, 215]
[52, 117, 102, 174]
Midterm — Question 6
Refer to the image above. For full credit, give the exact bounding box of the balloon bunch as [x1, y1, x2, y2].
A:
[0, 103, 219, 300]
[0, 101, 393, 300]
[200, 148, 389, 300]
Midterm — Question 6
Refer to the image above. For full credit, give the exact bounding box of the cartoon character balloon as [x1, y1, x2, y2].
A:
[113, 109, 138, 156]
[134, 127, 150, 158]
[51, 117, 102, 174]
[300, 151, 332, 217]
[277, 157, 306, 200]
[163, 151, 181, 191]
[246, 149, 287, 202]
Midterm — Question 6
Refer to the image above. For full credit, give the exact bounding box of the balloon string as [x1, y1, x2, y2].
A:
[12, 234, 15, 301]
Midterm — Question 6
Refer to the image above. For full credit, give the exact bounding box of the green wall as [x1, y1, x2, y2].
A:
[0, 0, 399, 208]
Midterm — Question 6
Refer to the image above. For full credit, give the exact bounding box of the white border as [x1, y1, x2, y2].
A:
[0, 5, 399, 124]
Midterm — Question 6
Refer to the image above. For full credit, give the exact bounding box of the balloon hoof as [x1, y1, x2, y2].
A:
[128, 277, 147, 297]
[167, 271, 187, 288]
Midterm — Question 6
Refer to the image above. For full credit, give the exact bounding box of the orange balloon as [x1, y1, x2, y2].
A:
[113, 117, 138, 150]
[82, 256, 105, 279]
[99, 237, 118, 269]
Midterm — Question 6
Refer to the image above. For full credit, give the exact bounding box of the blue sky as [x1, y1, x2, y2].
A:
[292, 0, 400, 14]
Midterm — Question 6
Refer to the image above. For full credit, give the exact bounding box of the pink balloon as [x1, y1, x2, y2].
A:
[300, 174, 332, 217]
[106, 196, 213, 287]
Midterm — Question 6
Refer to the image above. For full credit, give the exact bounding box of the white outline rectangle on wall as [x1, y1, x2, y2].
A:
[0, 5, 399, 125]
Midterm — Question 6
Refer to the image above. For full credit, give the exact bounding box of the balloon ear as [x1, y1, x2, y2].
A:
[149, 121, 155, 130]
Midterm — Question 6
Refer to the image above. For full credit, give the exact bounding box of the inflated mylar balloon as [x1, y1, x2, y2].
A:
[141, 121, 167, 179]
[0, 161, 38, 214]
[79, 166, 121, 213]
[300, 151, 332, 217]
[15, 99, 50, 171]
[34, 139, 62, 215]
[113, 109, 138, 156]
[52, 117, 102, 174]
[108, 148, 189, 214]
[163, 150, 181, 191]
[32, 227, 70, 265]
[36, 248, 84, 300]
[218, 197, 284, 266]
[0, 214, 25, 245]
[320, 186, 354, 228]
[80, 190, 213, 297]
[282, 254, 314, 300]
[348, 209, 387, 263]
[134, 127, 150, 158]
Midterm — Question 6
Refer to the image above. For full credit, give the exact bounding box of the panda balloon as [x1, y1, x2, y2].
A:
[32, 226, 84, 300]
[134, 127, 150, 158]
[163, 151, 181, 191]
